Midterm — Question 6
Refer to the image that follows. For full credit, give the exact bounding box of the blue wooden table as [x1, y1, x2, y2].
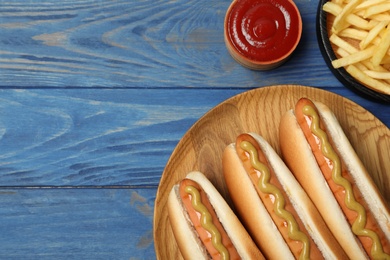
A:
[0, 0, 389, 259]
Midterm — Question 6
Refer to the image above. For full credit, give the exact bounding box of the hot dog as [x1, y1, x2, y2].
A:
[167, 171, 264, 260]
[279, 97, 390, 259]
[222, 133, 348, 260]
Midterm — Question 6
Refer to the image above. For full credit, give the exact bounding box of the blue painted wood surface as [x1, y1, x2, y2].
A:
[0, 188, 155, 259]
[0, 0, 389, 258]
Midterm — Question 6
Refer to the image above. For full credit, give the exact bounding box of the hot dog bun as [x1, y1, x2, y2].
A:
[222, 133, 348, 260]
[167, 171, 264, 260]
[279, 97, 390, 259]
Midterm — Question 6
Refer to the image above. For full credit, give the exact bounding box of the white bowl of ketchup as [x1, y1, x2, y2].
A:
[224, 0, 302, 70]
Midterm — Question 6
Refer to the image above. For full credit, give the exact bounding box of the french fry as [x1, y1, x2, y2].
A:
[324, 2, 373, 30]
[364, 3, 390, 18]
[360, 20, 389, 49]
[323, 0, 390, 94]
[332, 46, 375, 68]
[346, 14, 373, 30]
[368, 13, 390, 22]
[364, 70, 390, 79]
[356, 0, 387, 11]
[323, 1, 342, 16]
[371, 25, 390, 66]
[330, 33, 359, 53]
[331, 0, 344, 5]
[346, 65, 390, 94]
[333, 0, 363, 33]
[336, 47, 368, 70]
[339, 28, 367, 41]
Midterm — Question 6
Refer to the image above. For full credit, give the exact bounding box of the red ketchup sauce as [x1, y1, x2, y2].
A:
[226, 0, 302, 63]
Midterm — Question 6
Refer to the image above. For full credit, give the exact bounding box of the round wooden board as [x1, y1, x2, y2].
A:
[153, 85, 390, 259]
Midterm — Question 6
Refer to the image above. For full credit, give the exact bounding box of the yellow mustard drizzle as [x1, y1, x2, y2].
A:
[303, 105, 390, 260]
[240, 141, 310, 260]
[185, 185, 230, 260]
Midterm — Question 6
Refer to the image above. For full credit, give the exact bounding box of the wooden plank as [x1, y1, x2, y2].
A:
[0, 88, 243, 186]
[0, 0, 337, 89]
[0, 88, 387, 187]
[0, 187, 156, 259]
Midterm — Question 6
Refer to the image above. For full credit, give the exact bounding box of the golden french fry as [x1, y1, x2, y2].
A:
[330, 33, 359, 53]
[332, 46, 375, 68]
[364, 3, 390, 18]
[323, 2, 342, 16]
[333, 0, 363, 33]
[360, 20, 389, 49]
[339, 28, 367, 41]
[371, 25, 390, 66]
[331, 0, 344, 5]
[345, 13, 372, 30]
[356, 0, 387, 11]
[367, 19, 380, 29]
[368, 13, 390, 22]
[362, 59, 385, 70]
[346, 65, 390, 94]
[323, 0, 390, 94]
[324, 2, 372, 30]
[356, 62, 369, 71]
[336, 48, 368, 70]
[361, 61, 390, 84]
[350, 14, 375, 30]
[364, 70, 390, 79]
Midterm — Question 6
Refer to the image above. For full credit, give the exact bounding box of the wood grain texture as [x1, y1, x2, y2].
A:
[0, 187, 156, 259]
[0, 88, 245, 186]
[154, 85, 390, 259]
[0, 0, 339, 89]
[0, 88, 386, 187]
[0, 0, 389, 258]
